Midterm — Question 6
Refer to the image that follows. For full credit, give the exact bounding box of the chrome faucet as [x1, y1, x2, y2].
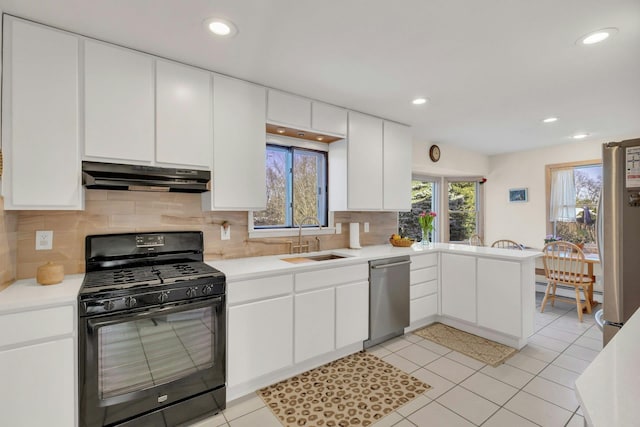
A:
[291, 216, 322, 254]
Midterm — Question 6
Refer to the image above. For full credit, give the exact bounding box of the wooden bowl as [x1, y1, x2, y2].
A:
[389, 238, 414, 247]
[36, 262, 64, 285]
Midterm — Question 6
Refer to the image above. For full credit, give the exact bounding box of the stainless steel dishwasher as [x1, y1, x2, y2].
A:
[364, 256, 411, 348]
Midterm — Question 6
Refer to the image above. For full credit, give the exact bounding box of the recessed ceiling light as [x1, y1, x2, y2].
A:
[276, 127, 286, 134]
[316, 136, 324, 141]
[412, 97, 428, 105]
[204, 18, 238, 38]
[542, 117, 558, 123]
[573, 133, 589, 139]
[578, 28, 618, 45]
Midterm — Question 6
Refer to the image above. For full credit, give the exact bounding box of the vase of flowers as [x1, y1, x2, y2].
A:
[418, 211, 437, 246]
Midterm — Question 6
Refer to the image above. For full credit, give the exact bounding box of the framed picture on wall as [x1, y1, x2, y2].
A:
[509, 188, 528, 203]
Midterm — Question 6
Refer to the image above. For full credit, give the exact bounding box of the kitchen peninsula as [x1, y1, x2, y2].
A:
[207, 243, 541, 400]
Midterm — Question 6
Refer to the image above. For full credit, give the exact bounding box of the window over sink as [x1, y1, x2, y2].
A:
[252, 142, 328, 229]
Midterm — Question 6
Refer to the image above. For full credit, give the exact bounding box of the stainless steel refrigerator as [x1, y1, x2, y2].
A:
[598, 138, 640, 345]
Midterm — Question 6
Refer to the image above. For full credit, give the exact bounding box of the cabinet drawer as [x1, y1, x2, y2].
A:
[410, 294, 438, 323]
[295, 263, 368, 292]
[410, 266, 437, 285]
[410, 280, 438, 300]
[0, 305, 73, 347]
[228, 274, 293, 305]
[411, 253, 438, 270]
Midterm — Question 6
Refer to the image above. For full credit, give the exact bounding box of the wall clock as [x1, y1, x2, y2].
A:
[429, 144, 441, 162]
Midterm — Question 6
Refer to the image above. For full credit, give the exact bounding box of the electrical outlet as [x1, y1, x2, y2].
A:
[335, 223, 342, 234]
[364, 222, 370, 233]
[221, 225, 231, 240]
[36, 230, 53, 250]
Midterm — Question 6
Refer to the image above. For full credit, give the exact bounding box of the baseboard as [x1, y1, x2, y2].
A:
[535, 283, 603, 303]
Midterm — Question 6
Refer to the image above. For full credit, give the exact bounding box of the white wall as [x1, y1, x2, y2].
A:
[485, 140, 602, 249]
[413, 141, 489, 177]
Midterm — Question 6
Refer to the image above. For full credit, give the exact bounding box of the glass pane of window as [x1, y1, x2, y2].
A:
[399, 179, 435, 241]
[555, 164, 601, 252]
[253, 146, 289, 227]
[448, 181, 478, 242]
[293, 148, 326, 226]
[98, 307, 214, 400]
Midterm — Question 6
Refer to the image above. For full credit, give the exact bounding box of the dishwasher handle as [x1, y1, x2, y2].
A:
[370, 260, 412, 269]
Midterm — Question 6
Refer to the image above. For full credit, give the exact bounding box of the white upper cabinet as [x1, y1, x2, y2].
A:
[383, 121, 412, 210]
[311, 102, 347, 136]
[267, 89, 311, 129]
[84, 40, 154, 163]
[156, 61, 212, 168]
[1, 18, 83, 210]
[348, 112, 384, 210]
[203, 75, 266, 210]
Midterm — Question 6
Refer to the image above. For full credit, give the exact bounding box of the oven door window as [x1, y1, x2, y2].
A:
[97, 306, 215, 400]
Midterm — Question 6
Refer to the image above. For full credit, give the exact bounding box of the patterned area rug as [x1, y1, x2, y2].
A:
[414, 323, 517, 367]
[258, 351, 430, 427]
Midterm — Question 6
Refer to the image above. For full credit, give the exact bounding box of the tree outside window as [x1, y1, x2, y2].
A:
[448, 181, 479, 242]
[399, 179, 437, 241]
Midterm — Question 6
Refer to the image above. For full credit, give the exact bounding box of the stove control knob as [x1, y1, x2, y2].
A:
[158, 291, 169, 303]
[186, 287, 198, 298]
[103, 300, 115, 311]
[202, 284, 213, 295]
[125, 297, 137, 308]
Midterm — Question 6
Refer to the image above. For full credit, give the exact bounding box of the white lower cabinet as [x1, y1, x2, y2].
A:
[477, 258, 522, 337]
[441, 253, 476, 323]
[409, 253, 439, 325]
[336, 281, 369, 348]
[295, 288, 335, 363]
[0, 338, 75, 426]
[227, 295, 293, 387]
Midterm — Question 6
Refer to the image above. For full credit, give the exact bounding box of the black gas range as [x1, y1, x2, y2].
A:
[78, 231, 226, 427]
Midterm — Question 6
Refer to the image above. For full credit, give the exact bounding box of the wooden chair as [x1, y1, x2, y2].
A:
[491, 239, 523, 250]
[468, 234, 483, 246]
[540, 241, 594, 322]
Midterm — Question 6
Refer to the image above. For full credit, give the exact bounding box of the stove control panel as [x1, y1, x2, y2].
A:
[79, 277, 225, 316]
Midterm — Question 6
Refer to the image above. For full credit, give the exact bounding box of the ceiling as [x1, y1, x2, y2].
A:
[1, 0, 639, 155]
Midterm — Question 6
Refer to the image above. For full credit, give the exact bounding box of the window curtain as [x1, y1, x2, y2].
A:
[549, 168, 576, 222]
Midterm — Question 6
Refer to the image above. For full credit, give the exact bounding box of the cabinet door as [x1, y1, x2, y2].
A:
[227, 296, 293, 387]
[156, 60, 212, 168]
[441, 253, 477, 323]
[347, 112, 383, 210]
[84, 40, 154, 162]
[312, 102, 347, 136]
[0, 338, 74, 427]
[410, 294, 438, 323]
[267, 90, 311, 129]
[477, 258, 522, 337]
[2, 19, 82, 209]
[206, 75, 266, 210]
[295, 288, 335, 363]
[383, 121, 412, 211]
[336, 281, 369, 348]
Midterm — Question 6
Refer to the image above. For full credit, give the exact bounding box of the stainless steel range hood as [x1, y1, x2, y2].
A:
[82, 161, 211, 193]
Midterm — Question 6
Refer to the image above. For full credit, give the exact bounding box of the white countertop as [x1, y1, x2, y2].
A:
[575, 308, 640, 427]
[0, 274, 84, 314]
[207, 243, 541, 282]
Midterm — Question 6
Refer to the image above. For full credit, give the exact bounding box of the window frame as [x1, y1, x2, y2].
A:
[545, 159, 602, 238]
[442, 177, 485, 243]
[399, 174, 440, 242]
[249, 135, 336, 239]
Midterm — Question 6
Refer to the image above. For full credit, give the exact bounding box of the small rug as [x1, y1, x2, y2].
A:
[414, 323, 517, 367]
[258, 351, 430, 427]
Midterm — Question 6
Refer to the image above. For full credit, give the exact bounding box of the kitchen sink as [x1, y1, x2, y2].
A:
[281, 253, 348, 263]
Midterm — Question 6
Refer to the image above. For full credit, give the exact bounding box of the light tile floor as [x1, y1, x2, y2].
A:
[189, 292, 601, 427]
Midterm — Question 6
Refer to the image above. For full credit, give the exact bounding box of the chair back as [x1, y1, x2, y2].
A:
[542, 241, 589, 285]
[469, 234, 483, 246]
[491, 239, 523, 250]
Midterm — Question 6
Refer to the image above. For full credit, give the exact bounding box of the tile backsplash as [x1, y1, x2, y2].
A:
[9, 190, 397, 280]
[0, 197, 18, 289]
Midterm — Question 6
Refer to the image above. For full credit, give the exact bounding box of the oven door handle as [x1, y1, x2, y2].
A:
[87, 296, 223, 329]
